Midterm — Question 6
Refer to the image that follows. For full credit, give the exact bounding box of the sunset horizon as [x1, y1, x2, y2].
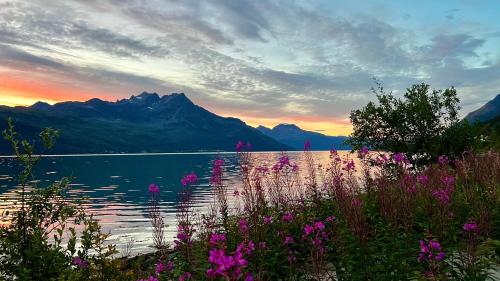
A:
[2, 0, 499, 137]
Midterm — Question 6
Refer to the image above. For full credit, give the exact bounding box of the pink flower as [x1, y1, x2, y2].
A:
[359, 146, 369, 157]
[282, 212, 294, 222]
[441, 175, 455, 187]
[209, 233, 226, 246]
[210, 159, 224, 185]
[438, 155, 449, 165]
[284, 235, 294, 245]
[314, 221, 325, 230]
[263, 216, 273, 225]
[155, 261, 165, 275]
[181, 172, 198, 186]
[432, 188, 454, 205]
[239, 218, 249, 234]
[304, 224, 314, 235]
[166, 260, 174, 272]
[417, 174, 429, 185]
[72, 256, 87, 269]
[148, 183, 160, 193]
[418, 239, 445, 263]
[393, 153, 405, 163]
[325, 216, 336, 223]
[344, 160, 355, 171]
[463, 222, 478, 233]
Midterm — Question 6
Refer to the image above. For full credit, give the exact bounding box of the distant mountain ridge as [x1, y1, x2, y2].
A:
[466, 94, 500, 123]
[0, 92, 289, 154]
[257, 124, 350, 150]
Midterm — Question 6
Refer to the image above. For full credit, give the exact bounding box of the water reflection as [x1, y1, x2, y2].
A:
[0, 151, 356, 253]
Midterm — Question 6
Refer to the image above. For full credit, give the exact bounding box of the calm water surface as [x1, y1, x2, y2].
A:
[0, 151, 353, 254]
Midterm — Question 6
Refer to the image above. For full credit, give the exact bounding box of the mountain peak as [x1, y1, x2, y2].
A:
[130, 92, 161, 104]
[30, 101, 52, 110]
[273, 123, 301, 130]
[257, 123, 350, 150]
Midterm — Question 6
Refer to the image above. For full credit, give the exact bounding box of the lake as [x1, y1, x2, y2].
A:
[0, 151, 353, 254]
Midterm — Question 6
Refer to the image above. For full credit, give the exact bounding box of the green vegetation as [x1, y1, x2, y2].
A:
[348, 81, 486, 167]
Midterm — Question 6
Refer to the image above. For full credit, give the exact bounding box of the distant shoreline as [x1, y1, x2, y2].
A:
[0, 149, 351, 158]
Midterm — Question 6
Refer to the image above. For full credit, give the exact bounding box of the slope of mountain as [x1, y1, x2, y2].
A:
[257, 124, 350, 150]
[0, 92, 289, 154]
[466, 94, 500, 122]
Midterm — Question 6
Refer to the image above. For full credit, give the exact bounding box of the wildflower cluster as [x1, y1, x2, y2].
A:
[206, 233, 255, 280]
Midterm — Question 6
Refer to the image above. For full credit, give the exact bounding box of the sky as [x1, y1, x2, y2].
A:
[0, 0, 499, 135]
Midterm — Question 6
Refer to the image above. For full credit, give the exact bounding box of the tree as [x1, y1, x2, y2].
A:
[348, 81, 478, 167]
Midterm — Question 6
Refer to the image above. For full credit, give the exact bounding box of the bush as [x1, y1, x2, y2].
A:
[0, 119, 133, 281]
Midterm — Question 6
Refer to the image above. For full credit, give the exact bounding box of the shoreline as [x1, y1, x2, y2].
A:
[0, 149, 351, 158]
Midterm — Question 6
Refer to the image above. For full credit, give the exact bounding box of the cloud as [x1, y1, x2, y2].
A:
[423, 34, 485, 59]
[0, 0, 499, 131]
[0, 1, 169, 59]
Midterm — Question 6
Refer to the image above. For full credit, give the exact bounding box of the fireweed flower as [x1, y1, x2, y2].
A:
[393, 153, 405, 164]
[304, 224, 314, 235]
[326, 216, 336, 223]
[148, 183, 160, 193]
[463, 221, 478, 233]
[314, 221, 325, 230]
[278, 156, 290, 169]
[239, 218, 249, 234]
[418, 240, 446, 263]
[210, 159, 224, 185]
[282, 212, 294, 222]
[343, 159, 356, 171]
[431, 188, 454, 205]
[359, 146, 369, 158]
[72, 256, 88, 269]
[441, 175, 455, 187]
[181, 172, 198, 186]
[263, 216, 273, 224]
[209, 233, 226, 247]
[207, 241, 254, 279]
[438, 155, 449, 165]
[284, 235, 294, 245]
[155, 261, 167, 275]
[417, 174, 429, 185]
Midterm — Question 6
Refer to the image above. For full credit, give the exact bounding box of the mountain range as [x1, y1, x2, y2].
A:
[0, 92, 289, 154]
[2, 92, 497, 155]
[465, 94, 500, 123]
[257, 124, 350, 150]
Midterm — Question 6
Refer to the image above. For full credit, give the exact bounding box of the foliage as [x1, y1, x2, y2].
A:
[138, 145, 500, 281]
[348, 81, 483, 167]
[0, 119, 133, 281]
